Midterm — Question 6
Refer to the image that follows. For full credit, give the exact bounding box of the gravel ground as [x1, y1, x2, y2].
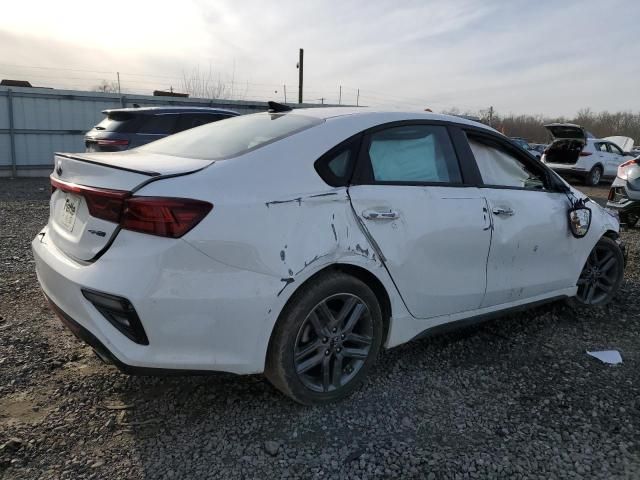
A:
[1, 177, 639, 479]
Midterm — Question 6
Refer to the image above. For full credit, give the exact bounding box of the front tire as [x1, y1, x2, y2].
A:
[265, 272, 383, 404]
[585, 166, 603, 186]
[571, 236, 624, 306]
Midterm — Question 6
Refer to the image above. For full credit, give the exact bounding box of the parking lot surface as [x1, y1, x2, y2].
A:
[1, 178, 639, 479]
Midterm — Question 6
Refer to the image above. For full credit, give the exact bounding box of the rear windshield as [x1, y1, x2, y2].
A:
[95, 112, 137, 132]
[138, 112, 323, 160]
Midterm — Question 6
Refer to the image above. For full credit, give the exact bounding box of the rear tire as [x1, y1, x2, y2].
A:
[265, 272, 383, 405]
[569, 236, 624, 307]
[585, 166, 603, 186]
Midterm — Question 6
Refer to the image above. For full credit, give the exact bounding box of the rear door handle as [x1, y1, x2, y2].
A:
[362, 209, 399, 220]
[492, 207, 514, 217]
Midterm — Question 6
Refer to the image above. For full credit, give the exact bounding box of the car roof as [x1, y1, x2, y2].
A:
[287, 107, 496, 132]
[102, 106, 240, 115]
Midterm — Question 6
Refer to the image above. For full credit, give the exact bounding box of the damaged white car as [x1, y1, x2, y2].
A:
[33, 104, 626, 404]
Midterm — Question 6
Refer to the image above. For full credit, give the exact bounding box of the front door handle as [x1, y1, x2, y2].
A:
[492, 207, 514, 217]
[362, 209, 399, 220]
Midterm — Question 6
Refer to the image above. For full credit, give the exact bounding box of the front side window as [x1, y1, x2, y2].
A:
[595, 143, 607, 152]
[139, 112, 323, 160]
[365, 125, 462, 183]
[469, 138, 546, 190]
[608, 143, 623, 155]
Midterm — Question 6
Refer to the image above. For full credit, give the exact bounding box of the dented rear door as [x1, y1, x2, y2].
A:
[347, 123, 491, 319]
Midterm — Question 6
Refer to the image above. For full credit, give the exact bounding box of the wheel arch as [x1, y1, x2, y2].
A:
[265, 262, 393, 365]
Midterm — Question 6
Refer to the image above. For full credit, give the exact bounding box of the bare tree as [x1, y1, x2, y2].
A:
[93, 80, 119, 93]
[454, 108, 640, 145]
[180, 65, 247, 100]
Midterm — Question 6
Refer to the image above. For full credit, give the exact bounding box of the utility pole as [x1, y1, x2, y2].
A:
[283, 84, 287, 103]
[297, 48, 304, 104]
[338, 85, 342, 105]
[356, 88, 360, 107]
[117, 72, 124, 107]
[488, 106, 494, 127]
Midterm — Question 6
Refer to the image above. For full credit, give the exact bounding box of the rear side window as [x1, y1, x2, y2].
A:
[595, 143, 607, 152]
[365, 125, 461, 183]
[175, 114, 230, 133]
[138, 115, 177, 135]
[139, 113, 323, 160]
[94, 112, 137, 132]
[315, 136, 360, 187]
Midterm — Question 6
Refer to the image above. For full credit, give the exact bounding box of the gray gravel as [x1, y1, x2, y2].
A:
[1, 177, 639, 479]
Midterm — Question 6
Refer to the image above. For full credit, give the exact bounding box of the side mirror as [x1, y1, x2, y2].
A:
[568, 206, 592, 238]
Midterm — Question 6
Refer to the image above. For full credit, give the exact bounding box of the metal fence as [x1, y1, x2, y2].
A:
[0, 86, 332, 177]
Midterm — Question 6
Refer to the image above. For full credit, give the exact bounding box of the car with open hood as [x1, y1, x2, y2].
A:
[541, 123, 635, 186]
[33, 105, 625, 404]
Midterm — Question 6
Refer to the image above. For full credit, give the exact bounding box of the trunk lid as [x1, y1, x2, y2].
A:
[47, 151, 212, 262]
[544, 123, 587, 141]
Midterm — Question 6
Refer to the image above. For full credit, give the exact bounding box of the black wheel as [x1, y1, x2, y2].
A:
[572, 236, 624, 306]
[585, 166, 602, 186]
[620, 212, 639, 228]
[265, 272, 383, 404]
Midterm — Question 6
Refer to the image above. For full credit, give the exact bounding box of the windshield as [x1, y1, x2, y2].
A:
[138, 112, 323, 160]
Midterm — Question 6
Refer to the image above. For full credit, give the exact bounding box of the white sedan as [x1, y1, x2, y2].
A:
[33, 105, 626, 404]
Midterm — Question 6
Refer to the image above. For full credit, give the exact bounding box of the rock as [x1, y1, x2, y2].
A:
[0, 438, 24, 453]
[264, 440, 280, 456]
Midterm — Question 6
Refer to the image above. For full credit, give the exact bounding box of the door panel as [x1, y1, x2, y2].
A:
[605, 144, 624, 176]
[482, 189, 575, 305]
[349, 185, 491, 318]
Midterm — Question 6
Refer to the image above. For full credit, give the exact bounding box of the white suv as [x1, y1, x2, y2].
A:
[541, 123, 634, 186]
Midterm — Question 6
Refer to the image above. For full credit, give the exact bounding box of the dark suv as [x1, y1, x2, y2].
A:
[84, 106, 239, 152]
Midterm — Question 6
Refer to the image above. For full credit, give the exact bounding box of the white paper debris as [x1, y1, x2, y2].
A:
[587, 350, 623, 365]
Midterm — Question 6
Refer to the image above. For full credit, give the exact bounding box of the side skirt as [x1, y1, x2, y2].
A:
[410, 295, 568, 342]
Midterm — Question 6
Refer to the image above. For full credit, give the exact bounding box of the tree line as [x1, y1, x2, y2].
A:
[449, 107, 640, 145]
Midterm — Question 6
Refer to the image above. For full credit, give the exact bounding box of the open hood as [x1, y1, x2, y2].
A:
[544, 123, 587, 141]
[603, 136, 634, 152]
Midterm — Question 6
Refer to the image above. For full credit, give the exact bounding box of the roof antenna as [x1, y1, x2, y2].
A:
[268, 101, 292, 113]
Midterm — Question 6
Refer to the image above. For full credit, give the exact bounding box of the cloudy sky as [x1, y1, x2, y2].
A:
[1, 0, 638, 116]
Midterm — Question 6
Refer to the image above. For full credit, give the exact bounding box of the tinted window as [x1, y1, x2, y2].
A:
[175, 114, 229, 133]
[139, 113, 323, 160]
[366, 125, 461, 183]
[137, 115, 177, 135]
[469, 139, 546, 190]
[94, 112, 137, 132]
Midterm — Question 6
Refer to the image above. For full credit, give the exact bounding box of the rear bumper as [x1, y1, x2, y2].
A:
[32, 227, 282, 375]
[46, 294, 218, 375]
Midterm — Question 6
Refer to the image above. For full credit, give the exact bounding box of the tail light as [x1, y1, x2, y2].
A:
[120, 197, 212, 238]
[97, 139, 129, 147]
[617, 158, 639, 180]
[51, 178, 127, 222]
[579, 151, 592, 156]
[50, 177, 212, 238]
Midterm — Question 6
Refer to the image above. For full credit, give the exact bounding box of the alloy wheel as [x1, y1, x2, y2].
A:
[293, 293, 373, 393]
[576, 243, 621, 304]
